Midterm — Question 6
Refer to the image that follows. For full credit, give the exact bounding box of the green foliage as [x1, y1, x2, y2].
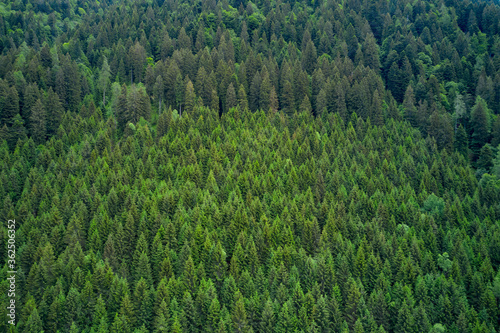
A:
[1, 0, 500, 331]
[421, 194, 445, 216]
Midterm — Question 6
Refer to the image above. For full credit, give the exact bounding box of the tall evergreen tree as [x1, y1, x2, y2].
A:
[99, 56, 111, 106]
[184, 80, 196, 114]
[1, 86, 19, 126]
[226, 83, 237, 112]
[29, 99, 46, 144]
[470, 96, 490, 159]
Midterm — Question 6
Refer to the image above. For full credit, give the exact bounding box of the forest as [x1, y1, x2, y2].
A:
[0, 0, 500, 332]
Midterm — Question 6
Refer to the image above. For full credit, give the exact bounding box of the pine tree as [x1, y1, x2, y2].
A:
[130, 41, 147, 83]
[211, 89, 220, 113]
[413, 302, 431, 333]
[276, 301, 297, 333]
[260, 71, 272, 112]
[249, 71, 262, 112]
[181, 291, 197, 333]
[127, 84, 151, 123]
[232, 293, 251, 333]
[454, 94, 466, 130]
[454, 124, 468, 157]
[99, 56, 111, 106]
[491, 115, 500, 147]
[45, 88, 64, 136]
[269, 86, 279, 113]
[23, 82, 40, 127]
[363, 34, 381, 73]
[116, 84, 129, 129]
[316, 295, 332, 333]
[207, 297, 221, 332]
[371, 89, 383, 127]
[157, 109, 170, 139]
[196, 67, 210, 106]
[8, 114, 27, 149]
[345, 278, 361, 329]
[260, 298, 275, 333]
[134, 278, 152, 329]
[226, 83, 237, 113]
[302, 40, 317, 74]
[238, 84, 249, 110]
[299, 95, 312, 114]
[29, 99, 46, 144]
[184, 80, 196, 114]
[25, 308, 44, 333]
[403, 85, 418, 127]
[183, 255, 197, 294]
[332, 82, 347, 122]
[394, 300, 414, 333]
[345, 24, 358, 60]
[154, 75, 164, 114]
[387, 62, 403, 102]
[477, 144, 494, 171]
[65, 288, 81, 331]
[470, 96, 490, 159]
[93, 294, 108, 325]
[281, 80, 295, 116]
[2, 86, 19, 125]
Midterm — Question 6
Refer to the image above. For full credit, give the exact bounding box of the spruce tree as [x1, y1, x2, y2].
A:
[99, 56, 111, 106]
[154, 75, 164, 114]
[184, 80, 196, 114]
[45, 88, 64, 136]
[455, 124, 468, 157]
[2, 86, 19, 126]
[260, 71, 272, 112]
[281, 80, 295, 116]
[29, 99, 46, 144]
[249, 71, 262, 112]
[8, 114, 27, 149]
[226, 83, 237, 112]
[470, 96, 490, 159]
[238, 84, 249, 110]
[259, 298, 275, 333]
[232, 292, 251, 333]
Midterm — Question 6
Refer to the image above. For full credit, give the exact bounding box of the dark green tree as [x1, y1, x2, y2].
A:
[29, 99, 46, 144]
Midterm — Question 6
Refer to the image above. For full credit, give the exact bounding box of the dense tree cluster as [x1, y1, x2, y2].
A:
[1, 106, 500, 332]
[0, 0, 500, 332]
[0, 0, 499, 155]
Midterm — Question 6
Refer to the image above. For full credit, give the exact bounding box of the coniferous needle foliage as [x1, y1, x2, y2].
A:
[0, 0, 500, 332]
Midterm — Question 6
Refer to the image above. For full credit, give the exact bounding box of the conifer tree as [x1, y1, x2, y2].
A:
[154, 75, 164, 114]
[281, 80, 295, 116]
[403, 85, 418, 127]
[455, 124, 468, 157]
[8, 114, 27, 149]
[302, 40, 317, 75]
[184, 80, 196, 114]
[226, 83, 237, 112]
[238, 84, 249, 110]
[260, 71, 272, 112]
[2, 86, 19, 125]
[232, 292, 251, 333]
[371, 89, 383, 126]
[25, 308, 44, 333]
[29, 99, 46, 144]
[260, 298, 275, 333]
[300, 95, 312, 114]
[99, 56, 111, 106]
[249, 72, 262, 112]
[363, 34, 381, 72]
[470, 96, 490, 159]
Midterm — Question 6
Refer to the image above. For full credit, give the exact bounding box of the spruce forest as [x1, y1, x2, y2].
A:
[1, 0, 500, 332]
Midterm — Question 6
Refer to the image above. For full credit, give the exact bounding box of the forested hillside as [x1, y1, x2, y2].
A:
[0, 0, 500, 332]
